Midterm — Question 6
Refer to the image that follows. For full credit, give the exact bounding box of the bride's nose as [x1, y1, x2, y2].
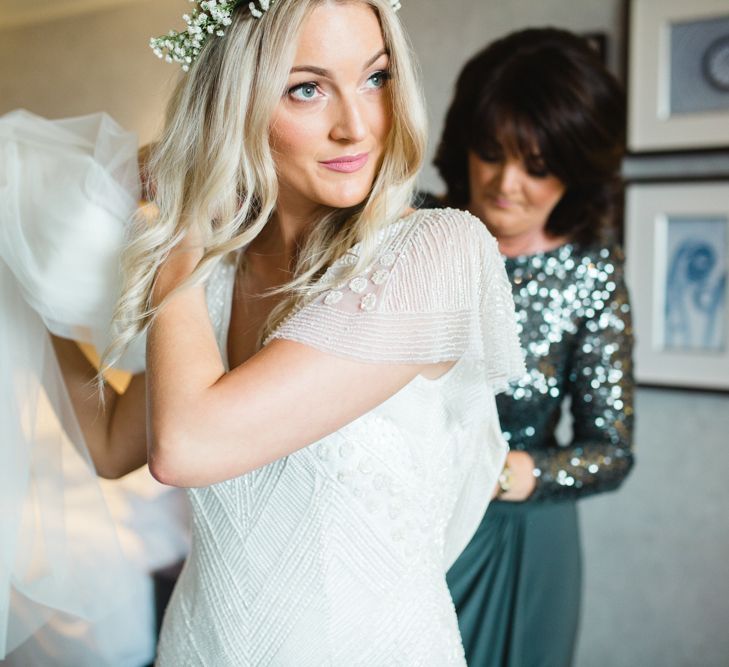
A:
[329, 93, 368, 143]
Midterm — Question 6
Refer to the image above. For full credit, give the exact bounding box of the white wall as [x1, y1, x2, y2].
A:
[0, 0, 183, 143]
[2, 2, 728, 665]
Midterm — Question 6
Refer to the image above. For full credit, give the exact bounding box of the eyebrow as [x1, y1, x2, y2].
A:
[290, 48, 389, 77]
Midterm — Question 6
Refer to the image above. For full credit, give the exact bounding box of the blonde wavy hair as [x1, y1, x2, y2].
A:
[103, 0, 426, 370]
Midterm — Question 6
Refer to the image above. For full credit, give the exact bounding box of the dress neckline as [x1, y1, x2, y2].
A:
[503, 241, 577, 265]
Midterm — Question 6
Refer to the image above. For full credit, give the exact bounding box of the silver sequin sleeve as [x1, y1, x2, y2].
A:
[497, 244, 635, 502]
[530, 249, 634, 500]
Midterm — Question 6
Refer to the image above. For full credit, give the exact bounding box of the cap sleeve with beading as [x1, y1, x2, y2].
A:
[268, 208, 525, 391]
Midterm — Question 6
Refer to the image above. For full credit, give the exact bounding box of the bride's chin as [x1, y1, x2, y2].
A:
[318, 184, 374, 210]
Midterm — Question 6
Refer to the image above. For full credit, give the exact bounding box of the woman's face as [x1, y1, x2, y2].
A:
[466, 150, 566, 243]
[270, 2, 392, 219]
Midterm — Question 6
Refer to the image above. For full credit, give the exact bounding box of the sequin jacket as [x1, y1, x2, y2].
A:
[501, 243, 635, 501]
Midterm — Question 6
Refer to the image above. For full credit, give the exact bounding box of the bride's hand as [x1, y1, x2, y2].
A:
[152, 223, 206, 307]
[138, 142, 204, 302]
[136, 144, 206, 304]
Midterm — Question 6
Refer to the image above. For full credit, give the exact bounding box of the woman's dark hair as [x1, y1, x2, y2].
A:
[434, 27, 626, 245]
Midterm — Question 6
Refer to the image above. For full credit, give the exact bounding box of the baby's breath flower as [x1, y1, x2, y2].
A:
[151, 0, 401, 71]
[150, 0, 238, 70]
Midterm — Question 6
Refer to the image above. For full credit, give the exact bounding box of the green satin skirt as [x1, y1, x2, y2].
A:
[447, 500, 582, 667]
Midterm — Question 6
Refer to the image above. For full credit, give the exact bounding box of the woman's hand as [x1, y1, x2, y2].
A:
[151, 226, 206, 307]
[137, 142, 205, 307]
[492, 450, 537, 501]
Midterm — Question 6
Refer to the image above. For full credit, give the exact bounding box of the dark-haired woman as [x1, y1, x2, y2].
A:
[431, 28, 636, 666]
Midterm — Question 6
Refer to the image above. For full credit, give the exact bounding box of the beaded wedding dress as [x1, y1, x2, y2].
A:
[155, 209, 525, 666]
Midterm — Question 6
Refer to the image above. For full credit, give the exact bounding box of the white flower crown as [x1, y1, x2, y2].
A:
[151, 0, 402, 71]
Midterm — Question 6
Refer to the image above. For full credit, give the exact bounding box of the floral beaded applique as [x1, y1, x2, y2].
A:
[360, 293, 377, 312]
[321, 249, 397, 313]
[371, 270, 389, 285]
[348, 276, 369, 294]
[323, 290, 344, 306]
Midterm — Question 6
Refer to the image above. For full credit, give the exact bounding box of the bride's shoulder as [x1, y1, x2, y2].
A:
[392, 207, 498, 260]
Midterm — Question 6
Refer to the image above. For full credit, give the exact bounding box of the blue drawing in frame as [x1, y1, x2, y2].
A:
[670, 15, 729, 116]
[664, 216, 727, 352]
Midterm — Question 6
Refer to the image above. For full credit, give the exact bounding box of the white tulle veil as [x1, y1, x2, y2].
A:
[0, 110, 147, 658]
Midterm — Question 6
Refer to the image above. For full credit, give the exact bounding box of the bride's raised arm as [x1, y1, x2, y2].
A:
[50, 335, 147, 478]
[143, 211, 514, 488]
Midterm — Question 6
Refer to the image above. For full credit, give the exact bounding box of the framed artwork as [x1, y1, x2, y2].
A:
[628, 0, 729, 152]
[625, 182, 729, 390]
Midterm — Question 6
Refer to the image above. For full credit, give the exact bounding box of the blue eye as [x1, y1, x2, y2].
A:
[289, 83, 319, 101]
[366, 70, 391, 89]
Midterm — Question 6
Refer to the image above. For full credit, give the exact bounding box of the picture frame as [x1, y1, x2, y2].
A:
[628, 0, 729, 152]
[625, 181, 729, 390]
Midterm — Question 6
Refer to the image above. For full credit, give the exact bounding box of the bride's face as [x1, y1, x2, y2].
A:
[269, 1, 392, 217]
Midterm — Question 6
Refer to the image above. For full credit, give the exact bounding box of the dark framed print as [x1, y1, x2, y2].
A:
[628, 0, 729, 152]
[625, 181, 729, 389]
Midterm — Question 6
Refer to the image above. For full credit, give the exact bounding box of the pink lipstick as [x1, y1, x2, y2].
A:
[489, 194, 518, 209]
[320, 152, 369, 173]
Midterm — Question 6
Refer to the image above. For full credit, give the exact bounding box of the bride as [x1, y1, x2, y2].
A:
[3, 0, 524, 664]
